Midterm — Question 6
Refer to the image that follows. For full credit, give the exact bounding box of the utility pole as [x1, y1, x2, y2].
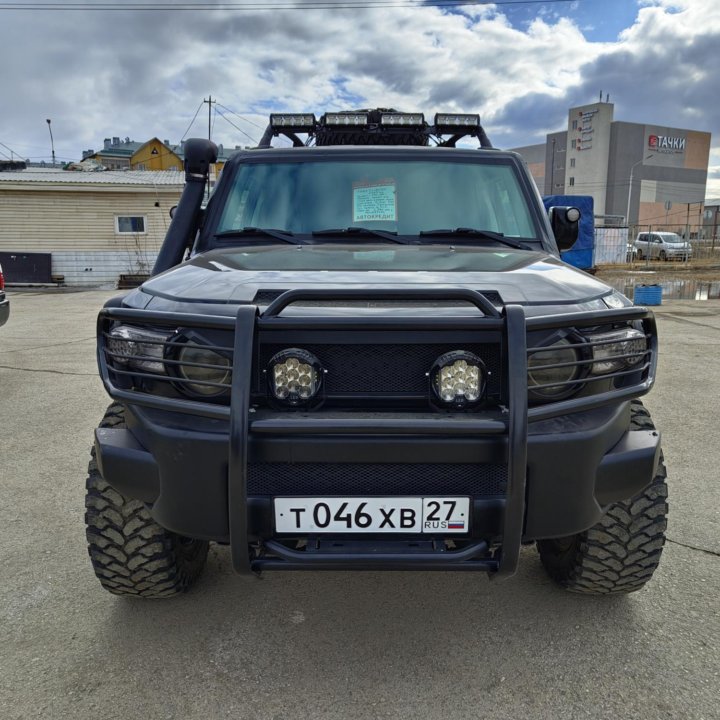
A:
[204, 96, 215, 141]
[203, 96, 216, 197]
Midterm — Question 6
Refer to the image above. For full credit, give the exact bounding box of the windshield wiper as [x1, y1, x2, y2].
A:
[312, 227, 412, 245]
[214, 227, 306, 245]
[419, 228, 530, 250]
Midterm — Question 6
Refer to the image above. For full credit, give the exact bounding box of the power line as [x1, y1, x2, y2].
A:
[215, 108, 259, 146]
[0, 0, 585, 10]
[0, 140, 23, 160]
[180, 99, 205, 141]
[214, 103, 265, 131]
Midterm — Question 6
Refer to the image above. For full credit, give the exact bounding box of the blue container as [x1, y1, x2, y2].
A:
[634, 284, 662, 306]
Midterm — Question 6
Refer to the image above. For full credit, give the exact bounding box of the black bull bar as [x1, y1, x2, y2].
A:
[97, 288, 657, 579]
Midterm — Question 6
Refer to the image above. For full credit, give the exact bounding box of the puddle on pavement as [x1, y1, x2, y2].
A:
[601, 275, 720, 301]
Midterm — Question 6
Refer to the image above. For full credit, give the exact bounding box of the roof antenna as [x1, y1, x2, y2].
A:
[599, 90, 603, 102]
[606, 93, 610, 103]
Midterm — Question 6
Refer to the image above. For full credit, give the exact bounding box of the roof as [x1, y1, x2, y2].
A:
[90, 141, 143, 158]
[0, 167, 185, 187]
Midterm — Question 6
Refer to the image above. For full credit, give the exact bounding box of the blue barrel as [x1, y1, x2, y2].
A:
[634, 284, 662, 306]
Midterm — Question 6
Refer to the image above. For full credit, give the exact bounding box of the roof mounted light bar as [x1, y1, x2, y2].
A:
[258, 108, 492, 148]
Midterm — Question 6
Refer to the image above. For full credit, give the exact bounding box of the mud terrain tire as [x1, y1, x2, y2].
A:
[85, 403, 209, 597]
[537, 400, 668, 594]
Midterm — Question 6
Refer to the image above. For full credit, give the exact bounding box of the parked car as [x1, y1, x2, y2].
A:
[634, 232, 692, 261]
[0, 263, 9, 327]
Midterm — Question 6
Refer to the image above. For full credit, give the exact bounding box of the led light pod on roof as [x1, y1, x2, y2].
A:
[434, 113, 481, 132]
[323, 112, 369, 126]
[269, 113, 316, 131]
[380, 113, 425, 127]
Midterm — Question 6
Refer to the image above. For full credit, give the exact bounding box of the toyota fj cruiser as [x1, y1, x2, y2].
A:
[86, 110, 667, 597]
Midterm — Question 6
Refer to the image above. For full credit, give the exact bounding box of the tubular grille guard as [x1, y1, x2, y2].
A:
[96, 295, 657, 578]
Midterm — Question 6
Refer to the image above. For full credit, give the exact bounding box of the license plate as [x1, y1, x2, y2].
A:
[274, 497, 470, 534]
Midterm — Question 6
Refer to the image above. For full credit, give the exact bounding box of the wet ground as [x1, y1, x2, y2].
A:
[597, 267, 720, 301]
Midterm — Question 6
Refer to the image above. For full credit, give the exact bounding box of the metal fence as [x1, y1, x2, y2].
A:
[593, 224, 720, 267]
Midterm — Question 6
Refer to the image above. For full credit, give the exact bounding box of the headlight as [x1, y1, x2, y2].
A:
[528, 339, 582, 400]
[175, 344, 232, 396]
[267, 349, 323, 406]
[430, 351, 485, 409]
[585, 328, 647, 375]
[106, 324, 169, 373]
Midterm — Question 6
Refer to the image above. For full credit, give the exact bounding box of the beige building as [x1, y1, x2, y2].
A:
[0, 168, 184, 285]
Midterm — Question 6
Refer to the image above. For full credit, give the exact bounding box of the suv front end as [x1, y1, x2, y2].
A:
[85, 110, 667, 596]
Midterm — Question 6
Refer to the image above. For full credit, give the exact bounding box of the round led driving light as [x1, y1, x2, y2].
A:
[430, 351, 485, 409]
[177, 344, 232, 397]
[268, 349, 323, 406]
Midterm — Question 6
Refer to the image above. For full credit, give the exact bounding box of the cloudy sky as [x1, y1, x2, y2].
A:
[1, 0, 719, 196]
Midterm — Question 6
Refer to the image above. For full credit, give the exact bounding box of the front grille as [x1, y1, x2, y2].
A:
[247, 462, 507, 497]
[256, 343, 502, 395]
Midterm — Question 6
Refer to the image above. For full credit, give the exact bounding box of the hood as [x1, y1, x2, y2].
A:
[135, 245, 618, 313]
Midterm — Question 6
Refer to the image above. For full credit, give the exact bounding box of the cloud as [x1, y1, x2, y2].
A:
[0, 0, 717, 177]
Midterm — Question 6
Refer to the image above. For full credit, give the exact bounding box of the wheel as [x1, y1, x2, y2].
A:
[537, 400, 668, 594]
[660, 250, 667, 261]
[636, 249, 643, 260]
[85, 403, 209, 597]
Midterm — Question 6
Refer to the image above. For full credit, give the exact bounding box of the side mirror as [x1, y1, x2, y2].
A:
[548, 206, 580, 252]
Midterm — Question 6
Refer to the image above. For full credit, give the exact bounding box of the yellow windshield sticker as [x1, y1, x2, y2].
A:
[353, 181, 397, 222]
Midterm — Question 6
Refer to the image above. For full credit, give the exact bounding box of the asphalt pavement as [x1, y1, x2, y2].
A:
[0, 289, 718, 720]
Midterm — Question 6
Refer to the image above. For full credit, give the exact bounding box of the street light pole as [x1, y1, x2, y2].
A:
[46, 118, 56, 168]
[626, 154, 654, 229]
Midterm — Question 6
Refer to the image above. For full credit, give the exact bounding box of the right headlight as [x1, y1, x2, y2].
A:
[174, 343, 232, 396]
[528, 339, 582, 400]
[106, 324, 169, 373]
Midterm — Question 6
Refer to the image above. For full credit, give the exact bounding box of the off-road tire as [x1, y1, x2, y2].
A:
[85, 403, 209, 597]
[636, 249, 643, 260]
[660, 250, 667, 261]
[537, 400, 668, 594]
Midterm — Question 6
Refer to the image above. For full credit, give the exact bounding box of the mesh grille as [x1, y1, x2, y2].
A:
[257, 343, 501, 395]
[247, 462, 507, 497]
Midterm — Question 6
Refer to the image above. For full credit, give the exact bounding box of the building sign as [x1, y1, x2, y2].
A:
[648, 134, 686, 154]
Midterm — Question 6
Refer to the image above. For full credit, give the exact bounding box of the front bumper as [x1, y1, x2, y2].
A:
[95, 290, 659, 577]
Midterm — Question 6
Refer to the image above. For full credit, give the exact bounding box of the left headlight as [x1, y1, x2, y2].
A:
[528, 339, 582, 400]
[585, 328, 647, 375]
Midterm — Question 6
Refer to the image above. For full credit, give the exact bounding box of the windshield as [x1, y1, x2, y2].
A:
[214, 158, 539, 240]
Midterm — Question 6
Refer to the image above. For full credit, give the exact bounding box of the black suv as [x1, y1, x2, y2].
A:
[86, 110, 667, 597]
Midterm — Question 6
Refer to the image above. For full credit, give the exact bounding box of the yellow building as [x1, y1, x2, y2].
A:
[131, 138, 183, 171]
